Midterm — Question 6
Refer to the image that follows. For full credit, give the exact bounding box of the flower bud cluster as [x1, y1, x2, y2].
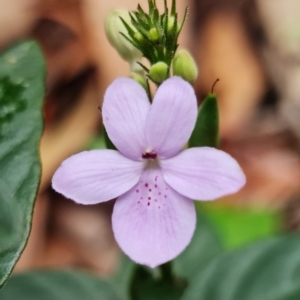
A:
[105, 0, 198, 87]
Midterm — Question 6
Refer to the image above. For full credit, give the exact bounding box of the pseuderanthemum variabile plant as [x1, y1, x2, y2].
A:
[52, 76, 245, 268]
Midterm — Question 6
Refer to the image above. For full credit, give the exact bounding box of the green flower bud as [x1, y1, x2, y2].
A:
[149, 62, 168, 83]
[172, 49, 198, 84]
[167, 16, 179, 35]
[129, 72, 147, 90]
[105, 9, 142, 62]
[148, 28, 159, 42]
[133, 32, 145, 43]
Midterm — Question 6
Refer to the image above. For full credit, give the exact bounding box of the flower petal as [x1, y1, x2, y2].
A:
[103, 78, 150, 160]
[52, 150, 144, 204]
[161, 147, 246, 201]
[145, 77, 197, 158]
[112, 165, 196, 268]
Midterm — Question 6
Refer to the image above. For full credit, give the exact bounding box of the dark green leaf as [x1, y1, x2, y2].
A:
[0, 270, 124, 300]
[182, 235, 300, 300]
[0, 41, 45, 288]
[0, 77, 26, 133]
[189, 93, 219, 148]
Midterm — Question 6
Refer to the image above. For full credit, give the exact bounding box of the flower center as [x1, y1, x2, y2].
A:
[142, 150, 157, 160]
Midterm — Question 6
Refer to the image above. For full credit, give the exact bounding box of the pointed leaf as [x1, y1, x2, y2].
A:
[0, 41, 45, 288]
[189, 93, 219, 148]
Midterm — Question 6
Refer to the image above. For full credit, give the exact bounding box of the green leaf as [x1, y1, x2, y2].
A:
[173, 209, 223, 279]
[182, 235, 300, 300]
[0, 270, 124, 299]
[201, 203, 280, 250]
[189, 93, 219, 148]
[0, 41, 45, 288]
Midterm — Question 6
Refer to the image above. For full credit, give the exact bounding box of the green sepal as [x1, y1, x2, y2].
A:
[171, 0, 176, 16]
[137, 4, 147, 18]
[188, 93, 219, 148]
[178, 7, 189, 36]
[133, 12, 150, 30]
[136, 62, 150, 73]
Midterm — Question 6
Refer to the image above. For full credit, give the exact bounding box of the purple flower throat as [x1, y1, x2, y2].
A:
[142, 150, 157, 160]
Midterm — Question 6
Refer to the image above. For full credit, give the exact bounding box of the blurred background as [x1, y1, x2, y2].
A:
[2, 0, 300, 276]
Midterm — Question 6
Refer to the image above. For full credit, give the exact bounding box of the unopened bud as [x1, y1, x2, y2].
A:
[172, 50, 198, 84]
[134, 32, 145, 43]
[130, 72, 147, 90]
[105, 9, 142, 62]
[149, 62, 168, 83]
[148, 28, 159, 42]
[167, 16, 179, 35]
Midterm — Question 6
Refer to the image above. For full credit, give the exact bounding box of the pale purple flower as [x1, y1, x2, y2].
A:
[52, 76, 245, 268]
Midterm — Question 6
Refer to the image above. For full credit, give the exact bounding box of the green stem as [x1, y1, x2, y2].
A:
[159, 262, 174, 282]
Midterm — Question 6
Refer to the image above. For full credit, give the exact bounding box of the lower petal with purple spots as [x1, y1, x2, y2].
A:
[112, 167, 196, 268]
